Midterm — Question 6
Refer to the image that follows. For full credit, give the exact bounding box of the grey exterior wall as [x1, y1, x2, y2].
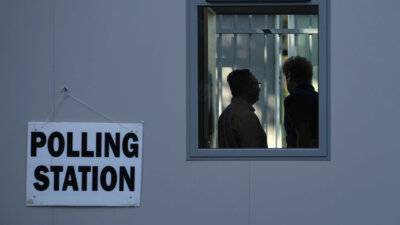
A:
[1, 0, 399, 224]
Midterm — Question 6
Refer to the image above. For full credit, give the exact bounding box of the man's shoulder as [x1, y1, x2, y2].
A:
[285, 90, 318, 104]
[224, 102, 255, 117]
[219, 103, 258, 127]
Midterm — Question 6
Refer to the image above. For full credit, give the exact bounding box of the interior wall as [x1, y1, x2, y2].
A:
[1, 0, 400, 224]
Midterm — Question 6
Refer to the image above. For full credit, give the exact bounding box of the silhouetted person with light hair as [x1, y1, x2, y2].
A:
[218, 69, 268, 148]
[283, 56, 318, 148]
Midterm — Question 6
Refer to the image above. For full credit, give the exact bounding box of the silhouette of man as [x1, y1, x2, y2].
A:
[218, 69, 268, 148]
[283, 56, 318, 148]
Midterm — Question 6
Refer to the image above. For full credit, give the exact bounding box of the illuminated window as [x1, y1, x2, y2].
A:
[188, 0, 329, 160]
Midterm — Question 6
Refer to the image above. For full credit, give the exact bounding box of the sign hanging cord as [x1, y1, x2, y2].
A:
[41, 87, 138, 132]
[41, 88, 68, 128]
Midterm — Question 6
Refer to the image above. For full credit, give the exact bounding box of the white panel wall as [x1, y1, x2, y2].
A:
[0, 1, 54, 224]
[1, 0, 400, 224]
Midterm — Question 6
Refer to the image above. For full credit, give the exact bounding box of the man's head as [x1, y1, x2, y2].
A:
[282, 56, 313, 93]
[227, 69, 261, 105]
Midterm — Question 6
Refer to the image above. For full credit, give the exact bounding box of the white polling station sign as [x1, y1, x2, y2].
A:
[26, 122, 143, 206]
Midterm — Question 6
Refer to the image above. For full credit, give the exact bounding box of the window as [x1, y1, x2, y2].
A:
[188, 0, 329, 160]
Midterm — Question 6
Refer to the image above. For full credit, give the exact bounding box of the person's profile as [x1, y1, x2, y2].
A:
[283, 56, 318, 148]
[218, 69, 268, 148]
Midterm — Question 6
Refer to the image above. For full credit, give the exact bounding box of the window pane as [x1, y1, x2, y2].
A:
[199, 6, 319, 149]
